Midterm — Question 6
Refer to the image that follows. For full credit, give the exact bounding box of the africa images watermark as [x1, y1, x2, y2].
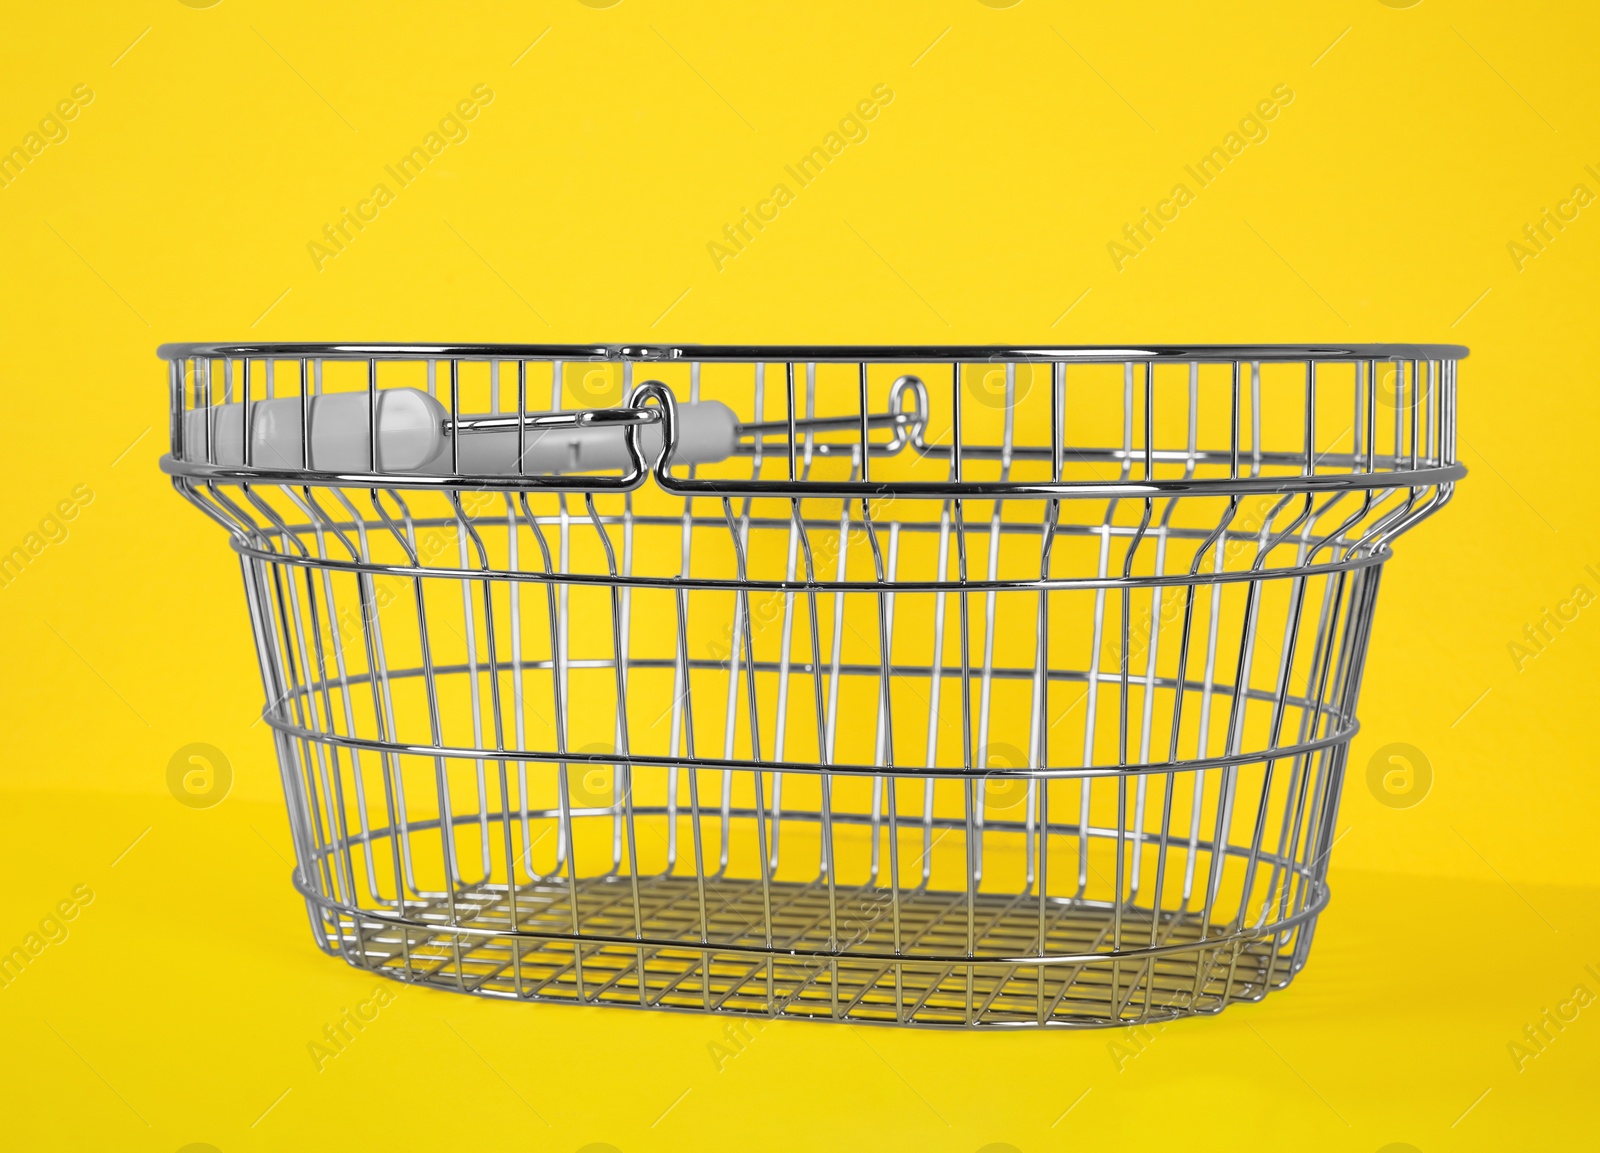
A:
[705, 884, 896, 1071]
[1106, 951, 1230, 1070]
[308, 984, 400, 1071]
[307, 84, 496, 271]
[0, 84, 94, 191]
[0, 884, 95, 991]
[331, 490, 498, 648]
[707, 1016, 767, 1072]
[1107, 84, 1295, 271]
[1506, 164, 1599, 272]
[1506, 962, 1600, 1073]
[704, 496, 896, 666]
[0, 484, 95, 591]
[706, 83, 896, 272]
[1506, 561, 1600, 672]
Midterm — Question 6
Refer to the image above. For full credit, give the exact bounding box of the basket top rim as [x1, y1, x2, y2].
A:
[157, 341, 1470, 362]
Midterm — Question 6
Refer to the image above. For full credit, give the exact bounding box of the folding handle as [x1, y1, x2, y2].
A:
[178, 376, 927, 477]
[180, 387, 739, 475]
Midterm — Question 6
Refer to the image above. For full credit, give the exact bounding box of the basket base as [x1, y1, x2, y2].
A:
[308, 873, 1309, 1028]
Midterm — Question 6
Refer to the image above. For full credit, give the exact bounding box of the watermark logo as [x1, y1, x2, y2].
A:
[1374, 361, 1432, 409]
[980, 743, 1030, 811]
[1366, 742, 1431, 809]
[168, 743, 233, 809]
[966, 358, 1044, 410]
[568, 361, 624, 407]
[569, 743, 622, 808]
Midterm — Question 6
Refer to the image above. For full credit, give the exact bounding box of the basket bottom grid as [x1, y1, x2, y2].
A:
[308, 874, 1309, 1027]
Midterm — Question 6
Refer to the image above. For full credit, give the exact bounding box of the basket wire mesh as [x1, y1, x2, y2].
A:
[161, 342, 1462, 1028]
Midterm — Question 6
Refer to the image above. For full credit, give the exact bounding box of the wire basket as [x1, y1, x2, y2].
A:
[161, 342, 1463, 1028]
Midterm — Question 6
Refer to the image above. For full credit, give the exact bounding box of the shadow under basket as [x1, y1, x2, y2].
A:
[162, 341, 1462, 1028]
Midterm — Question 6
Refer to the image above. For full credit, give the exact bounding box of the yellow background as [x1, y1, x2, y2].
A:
[2, 1, 1597, 1150]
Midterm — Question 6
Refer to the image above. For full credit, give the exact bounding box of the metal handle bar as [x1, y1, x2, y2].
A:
[445, 406, 662, 434]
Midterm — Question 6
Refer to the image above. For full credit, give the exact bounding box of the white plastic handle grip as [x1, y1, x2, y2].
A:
[182, 388, 740, 474]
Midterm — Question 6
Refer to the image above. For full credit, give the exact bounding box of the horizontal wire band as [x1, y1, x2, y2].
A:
[261, 709, 1358, 780]
[231, 535, 1389, 591]
[274, 656, 1337, 717]
[302, 805, 1314, 877]
[163, 452, 1464, 498]
[184, 509, 1391, 542]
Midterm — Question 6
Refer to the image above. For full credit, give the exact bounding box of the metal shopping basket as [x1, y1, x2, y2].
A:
[160, 342, 1463, 1028]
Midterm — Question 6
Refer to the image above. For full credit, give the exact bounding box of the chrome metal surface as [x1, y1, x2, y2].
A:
[162, 344, 1461, 1027]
